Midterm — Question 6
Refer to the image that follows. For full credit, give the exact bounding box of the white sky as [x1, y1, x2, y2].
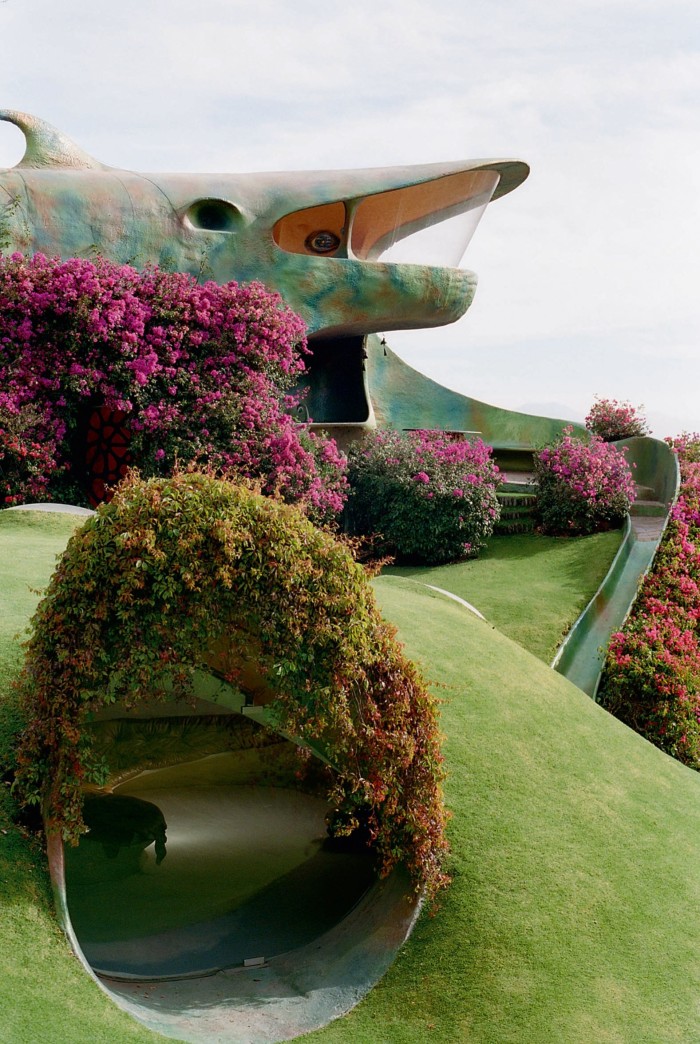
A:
[1, 0, 699, 437]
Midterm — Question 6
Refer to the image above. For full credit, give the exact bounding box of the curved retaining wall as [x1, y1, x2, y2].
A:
[552, 436, 680, 698]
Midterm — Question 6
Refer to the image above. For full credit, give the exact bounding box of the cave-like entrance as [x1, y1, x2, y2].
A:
[63, 705, 377, 982]
[293, 334, 374, 449]
[18, 474, 442, 1040]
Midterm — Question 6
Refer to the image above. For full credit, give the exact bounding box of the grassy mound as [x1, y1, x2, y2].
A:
[4, 513, 697, 1043]
[0, 511, 155, 1043]
[310, 578, 700, 1042]
[387, 530, 622, 662]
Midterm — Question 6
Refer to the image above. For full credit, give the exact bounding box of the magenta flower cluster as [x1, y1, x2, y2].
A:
[585, 396, 650, 442]
[599, 434, 700, 769]
[534, 426, 636, 535]
[0, 253, 347, 521]
[347, 428, 502, 564]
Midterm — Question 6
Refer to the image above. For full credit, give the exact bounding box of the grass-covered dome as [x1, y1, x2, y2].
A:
[14, 470, 449, 895]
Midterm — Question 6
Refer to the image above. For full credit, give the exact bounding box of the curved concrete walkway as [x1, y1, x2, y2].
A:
[7, 502, 95, 515]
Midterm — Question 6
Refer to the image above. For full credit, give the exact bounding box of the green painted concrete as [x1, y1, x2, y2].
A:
[1, 110, 583, 460]
[552, 518, 651, 695]
[365, 337, 583, 450]
[0, 110, 527, 343]
[617, 434, 679, 509]
[552, 437, 680, 698]
[49, 825, 418, 1044]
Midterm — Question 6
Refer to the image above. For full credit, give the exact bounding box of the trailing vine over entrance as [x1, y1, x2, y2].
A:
[15, 471, 449, 895]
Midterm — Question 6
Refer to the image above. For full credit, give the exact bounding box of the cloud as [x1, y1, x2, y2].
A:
[0, 0, 698, 436]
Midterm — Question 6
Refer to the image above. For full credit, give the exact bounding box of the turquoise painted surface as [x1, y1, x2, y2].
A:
[0, 110, 527, 342]
[2, 111, 595, 473]
[552, 437, 680, 697]
[0, 110, 581, 454]
[616, 435, 679, 508]
[367, 336, 584, 450]
[552, 518, 649, 696]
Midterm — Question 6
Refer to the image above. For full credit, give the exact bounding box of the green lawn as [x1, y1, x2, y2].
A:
[4, 513, 697, 1043]
[309, 578, 700, 1043]
[386, 529, 623, 662]
[0, 511, 156, 1044]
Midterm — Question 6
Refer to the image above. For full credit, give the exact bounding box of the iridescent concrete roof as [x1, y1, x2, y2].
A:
[0, 110, 528, 338]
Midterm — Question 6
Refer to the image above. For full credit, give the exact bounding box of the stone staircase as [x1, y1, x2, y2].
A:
[495, 490, 537, 535]
[495, 471, 537, 535]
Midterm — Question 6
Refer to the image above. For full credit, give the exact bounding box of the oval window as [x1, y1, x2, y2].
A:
[186, 199, 242, 233]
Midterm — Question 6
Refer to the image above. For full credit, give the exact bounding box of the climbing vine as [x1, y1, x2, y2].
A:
[14, 470, 450, 896]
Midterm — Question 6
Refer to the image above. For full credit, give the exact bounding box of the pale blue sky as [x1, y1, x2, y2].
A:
[2, 0, 699, 436]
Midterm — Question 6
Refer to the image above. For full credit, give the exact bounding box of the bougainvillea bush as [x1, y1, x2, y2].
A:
[0, 252, 346, 522]
[598, 434, 700, 769]
[585, 396, 650, 441]
[14, 471, 449, 896]
[347, 429, 502, 564]
[534, 426, 636, 536]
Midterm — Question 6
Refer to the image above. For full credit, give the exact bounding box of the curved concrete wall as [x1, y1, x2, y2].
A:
[552, 437, 680, 698]
[366, 336, 583, 450]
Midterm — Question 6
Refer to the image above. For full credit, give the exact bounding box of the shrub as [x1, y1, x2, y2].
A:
[0, 402, 58, 505]
[346, 429, 501, 564]
[13, 470, 449, 896]
[534, 426, 635, 536]
[598, 437, 700, 768]
[585, 396, 650, 441]
[666, 431, 700, 466]
[0, 252, 347, 522]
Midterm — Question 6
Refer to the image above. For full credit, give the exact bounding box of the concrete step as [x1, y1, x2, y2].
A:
[497, 492, 537, 510]
[500, 480, 537, 494]
[631, 500, 667, 517]
[494, 518, 535, 535]
[495, 490, 537, 535]
[632, 515, 666, 541]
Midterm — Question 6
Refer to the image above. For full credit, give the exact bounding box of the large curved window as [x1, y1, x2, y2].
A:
[349, 169, 499, 268]
[272, 169, 499, 269]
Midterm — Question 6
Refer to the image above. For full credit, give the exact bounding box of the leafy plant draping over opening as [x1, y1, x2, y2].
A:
[14, 470, 449, 895]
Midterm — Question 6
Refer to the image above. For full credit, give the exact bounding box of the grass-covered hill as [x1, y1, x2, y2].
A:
[3, 512, 698, 1043]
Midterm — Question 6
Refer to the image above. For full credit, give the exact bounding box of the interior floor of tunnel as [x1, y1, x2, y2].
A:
[64, 751, 377, 980]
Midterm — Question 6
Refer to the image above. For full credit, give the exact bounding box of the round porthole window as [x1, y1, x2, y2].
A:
[305, 230, 341, 254]
[186, 199, 241, 233]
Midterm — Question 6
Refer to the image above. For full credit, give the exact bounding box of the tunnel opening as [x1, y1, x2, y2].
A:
[63, 712, 377, 981]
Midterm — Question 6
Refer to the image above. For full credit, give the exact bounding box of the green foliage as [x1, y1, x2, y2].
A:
[347, 429, 501, 564]
[598, 436, 700, 768]
[13, 471, 449, 896]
